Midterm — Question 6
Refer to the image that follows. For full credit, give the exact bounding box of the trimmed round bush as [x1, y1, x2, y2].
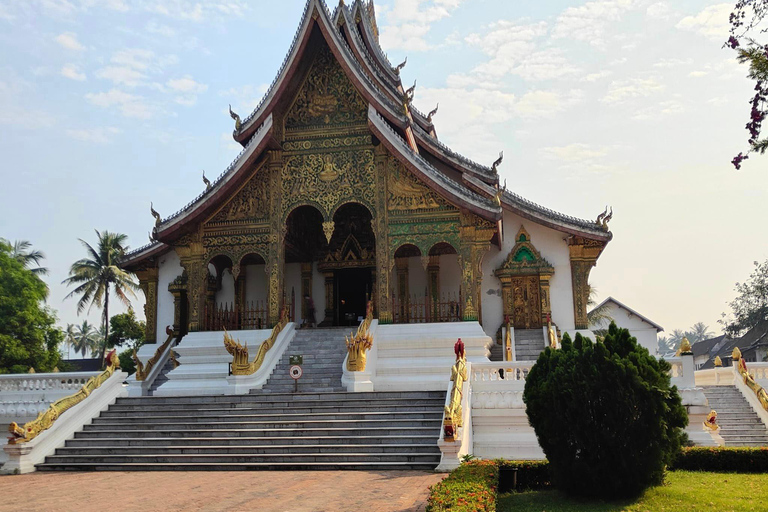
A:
[523, 323, 688, 499]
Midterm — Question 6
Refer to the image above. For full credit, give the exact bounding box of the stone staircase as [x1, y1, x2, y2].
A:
[259, 327, 349, 394]
[702, 386, 768, 446]
[148, 351, 178, 396]
[489, 342, 504, 362]
[36, 326, 444, 471]
[515, 329, 545, 361]
[35, 391, 444, 471]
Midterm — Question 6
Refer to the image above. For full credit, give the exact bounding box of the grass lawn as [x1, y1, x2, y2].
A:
[498, 471, 768, 512]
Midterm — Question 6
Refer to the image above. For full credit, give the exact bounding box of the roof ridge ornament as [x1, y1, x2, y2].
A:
[601, 207, 613, 231]
[202, 170, 212, 191]
[150, 202, 161, 227]
[427, 103, 439, 123]
[395, 57, 407, 75]
[491, 151, 503, 173]
[404, 80, 416, 102]
[229, 104, 241, 131]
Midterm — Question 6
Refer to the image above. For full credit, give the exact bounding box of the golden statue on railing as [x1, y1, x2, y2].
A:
[443, 339, 467, 442]
[133, 325, 175, 381]
[224, 305, 289, 376]
[735, 356, 768, 412]
[505, 317, 512, 361]
[8, 350, 121, 444]
[346, 301, 374, 371]
[703, 410, 719, 431]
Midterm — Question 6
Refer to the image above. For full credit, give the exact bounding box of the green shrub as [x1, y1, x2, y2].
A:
[672, 447, 768, 472]
[523, 323, 688, 499]
[499, 460, 551, 491]
[118, 348, 136, 375]
[427, 460, 498, 512]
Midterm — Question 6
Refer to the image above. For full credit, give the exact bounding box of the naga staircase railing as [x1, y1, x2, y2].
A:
[132, 326, 177, 381]
[8, 351, 121, 444]
[224, 306, 290, 376]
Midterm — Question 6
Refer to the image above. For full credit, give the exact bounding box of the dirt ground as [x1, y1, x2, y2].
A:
[0, 470, 444, 512]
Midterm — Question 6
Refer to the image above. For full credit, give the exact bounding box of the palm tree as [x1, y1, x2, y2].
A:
[62, 323, 77, 359]
[63, 230, 138, 364]
[7, 239, 48, 275]
[688, 322, 715, 343]
[73, 320, 99, 357]
[587, 284, 613, 329]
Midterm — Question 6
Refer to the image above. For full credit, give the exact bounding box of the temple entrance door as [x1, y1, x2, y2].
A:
[335, 268, 372, 326]
[511, 275, 542, 329]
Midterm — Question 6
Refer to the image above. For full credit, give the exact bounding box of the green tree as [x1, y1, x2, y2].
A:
[0, 240, 61, 373]
[523, 323, 687, 499]
[108, 308, 145, 349]
[63, 230, 139, 365]
[720, 259, 768, 336]
[72, 320, 99, 357]
[688, 322, 715, 343]
[62, 323, 77, 359]
[586, 284, 613, 330]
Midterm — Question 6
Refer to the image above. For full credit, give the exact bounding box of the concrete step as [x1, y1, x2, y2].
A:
[86, 419, 442, 430]
[702, 386, 768, 447]
[43, 453, 442, 464]
[37, 461, 439, 471]
[56, 444, 440, 455]
[65, 435, 439, 447]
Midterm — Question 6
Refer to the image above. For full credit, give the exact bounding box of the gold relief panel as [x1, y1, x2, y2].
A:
[285, 45, 367, 130]
[206, 169, 270, 225]
[281, 148, 376, 219]
[283, 134, 371, 153]
[386, 159, 451, 213]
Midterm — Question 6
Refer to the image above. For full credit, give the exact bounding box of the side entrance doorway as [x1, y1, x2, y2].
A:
[334, 268, 372, 327]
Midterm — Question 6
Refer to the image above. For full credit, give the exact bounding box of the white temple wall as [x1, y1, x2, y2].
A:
[480, 210, 575, 339]
[439, 254, 461, 299]
[285, 263, 302, 318]
[244, 264, 267, 305]
[312, 262, 326, 323]
[156, 250, 183, 341]
[216, 269, 235, 306]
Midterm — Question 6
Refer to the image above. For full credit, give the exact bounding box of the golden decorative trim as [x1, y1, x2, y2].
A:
[443, 339, 467, 442]
[224, 306, 289, 376]
[714, 356, 723, 367]
[133, 327, 175, 381]
[346, 301, 374, 371]
[505, 319, 512, 361]
[8, 351, 121, 444]
[736, 358, 768, 412]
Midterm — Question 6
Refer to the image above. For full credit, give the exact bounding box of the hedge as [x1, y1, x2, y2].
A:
[426, 460, 551, 512]
[672, 447, 768, 473]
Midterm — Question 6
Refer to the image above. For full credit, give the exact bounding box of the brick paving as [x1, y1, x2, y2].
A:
[0, 470, 444, 512]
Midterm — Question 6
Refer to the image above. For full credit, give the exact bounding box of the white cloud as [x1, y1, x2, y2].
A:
[602, 78, 663, 104]
[61, 64, 86, 81]
[380, 0, 468, 51]
[166, 76, 207, 93]
[66, 126, 120, 144]
[552, 0, 636, 46]
[219, 83, 269, 113]
[653, 58, 692, 68]
[145, 20, 176, 37]
[676, 3, 732, 41]
[689, 70, 708, 78]
[96, 65, 147, 87]
[85, 89, 152, 119]
[542, 143, 611, 162]
[54, 32, 85, 51]
[514, 89, 584, 119]
[582, 70, 612, 82]
[141, 0, 248, 22]
[646, 2, 670, 19]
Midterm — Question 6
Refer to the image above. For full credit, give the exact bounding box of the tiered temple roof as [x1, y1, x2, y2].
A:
[123, 0, 611, 267]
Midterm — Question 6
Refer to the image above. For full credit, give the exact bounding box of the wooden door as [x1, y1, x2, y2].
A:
[510, 276, 541, 329]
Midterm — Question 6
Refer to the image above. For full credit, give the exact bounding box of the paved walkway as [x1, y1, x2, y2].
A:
[0, 471, 444, 512]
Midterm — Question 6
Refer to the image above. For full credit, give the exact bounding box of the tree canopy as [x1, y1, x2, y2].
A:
[0, 240, 61, 373]
[728, 0, 768, 168]
[721, 259, 768, 336]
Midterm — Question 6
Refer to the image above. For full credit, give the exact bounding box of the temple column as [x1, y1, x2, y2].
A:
[175, 236, 206, 332]
[300, 262, 313, 322]
[374, 146, 392, 323]
[321, 271, 334, 326]
[168, 273, 187, 335]
[267, 150, 284, 327]
[395, 257, 410, 322]
[427, 255, 440, 321]
[135, 266, 158, 344]
[204, 273, 217, 330]
[539, 271, 553, 325]
[459, 212, 495, 323]
[234, 264, 246, 328]
[568, 237, 605, 330]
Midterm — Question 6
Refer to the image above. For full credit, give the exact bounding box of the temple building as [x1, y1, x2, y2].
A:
[121, 0, 613, 350]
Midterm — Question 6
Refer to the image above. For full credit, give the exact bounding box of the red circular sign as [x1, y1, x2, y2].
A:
[289, 365, 303, 379]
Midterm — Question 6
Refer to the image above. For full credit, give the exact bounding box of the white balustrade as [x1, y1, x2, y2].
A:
[0, 373, 96, 393]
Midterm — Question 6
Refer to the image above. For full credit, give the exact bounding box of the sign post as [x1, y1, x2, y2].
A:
[289, 364, 303, 393]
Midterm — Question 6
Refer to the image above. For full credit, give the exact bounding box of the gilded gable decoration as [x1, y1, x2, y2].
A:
[207, 171, 270, 225]
[286, 46, 367, 130]
[497, 227, 554, 276]
[387, 165, 446, 212]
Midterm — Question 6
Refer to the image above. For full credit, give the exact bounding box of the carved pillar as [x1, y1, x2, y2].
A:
[205, 273, 217, 330]
[300, 262, 313, 321]
[396, 257, 409, 322]
[539, 271, 553, 325]
[427, 255, 440, 320]
[374, 146, 392, 323]
[168, 271, 188, 335]
[267, 150, 284, 327]
[234, 264, 246, 321]
[459, 212, 495, 323]
[175, 235, 206, 332]
[568, 237, 605, 330]
[322, 271, 334, 326]
[135, 266, 159, 344]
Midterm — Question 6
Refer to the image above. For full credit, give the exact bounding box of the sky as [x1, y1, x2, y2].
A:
[1, 0, 766, 339]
